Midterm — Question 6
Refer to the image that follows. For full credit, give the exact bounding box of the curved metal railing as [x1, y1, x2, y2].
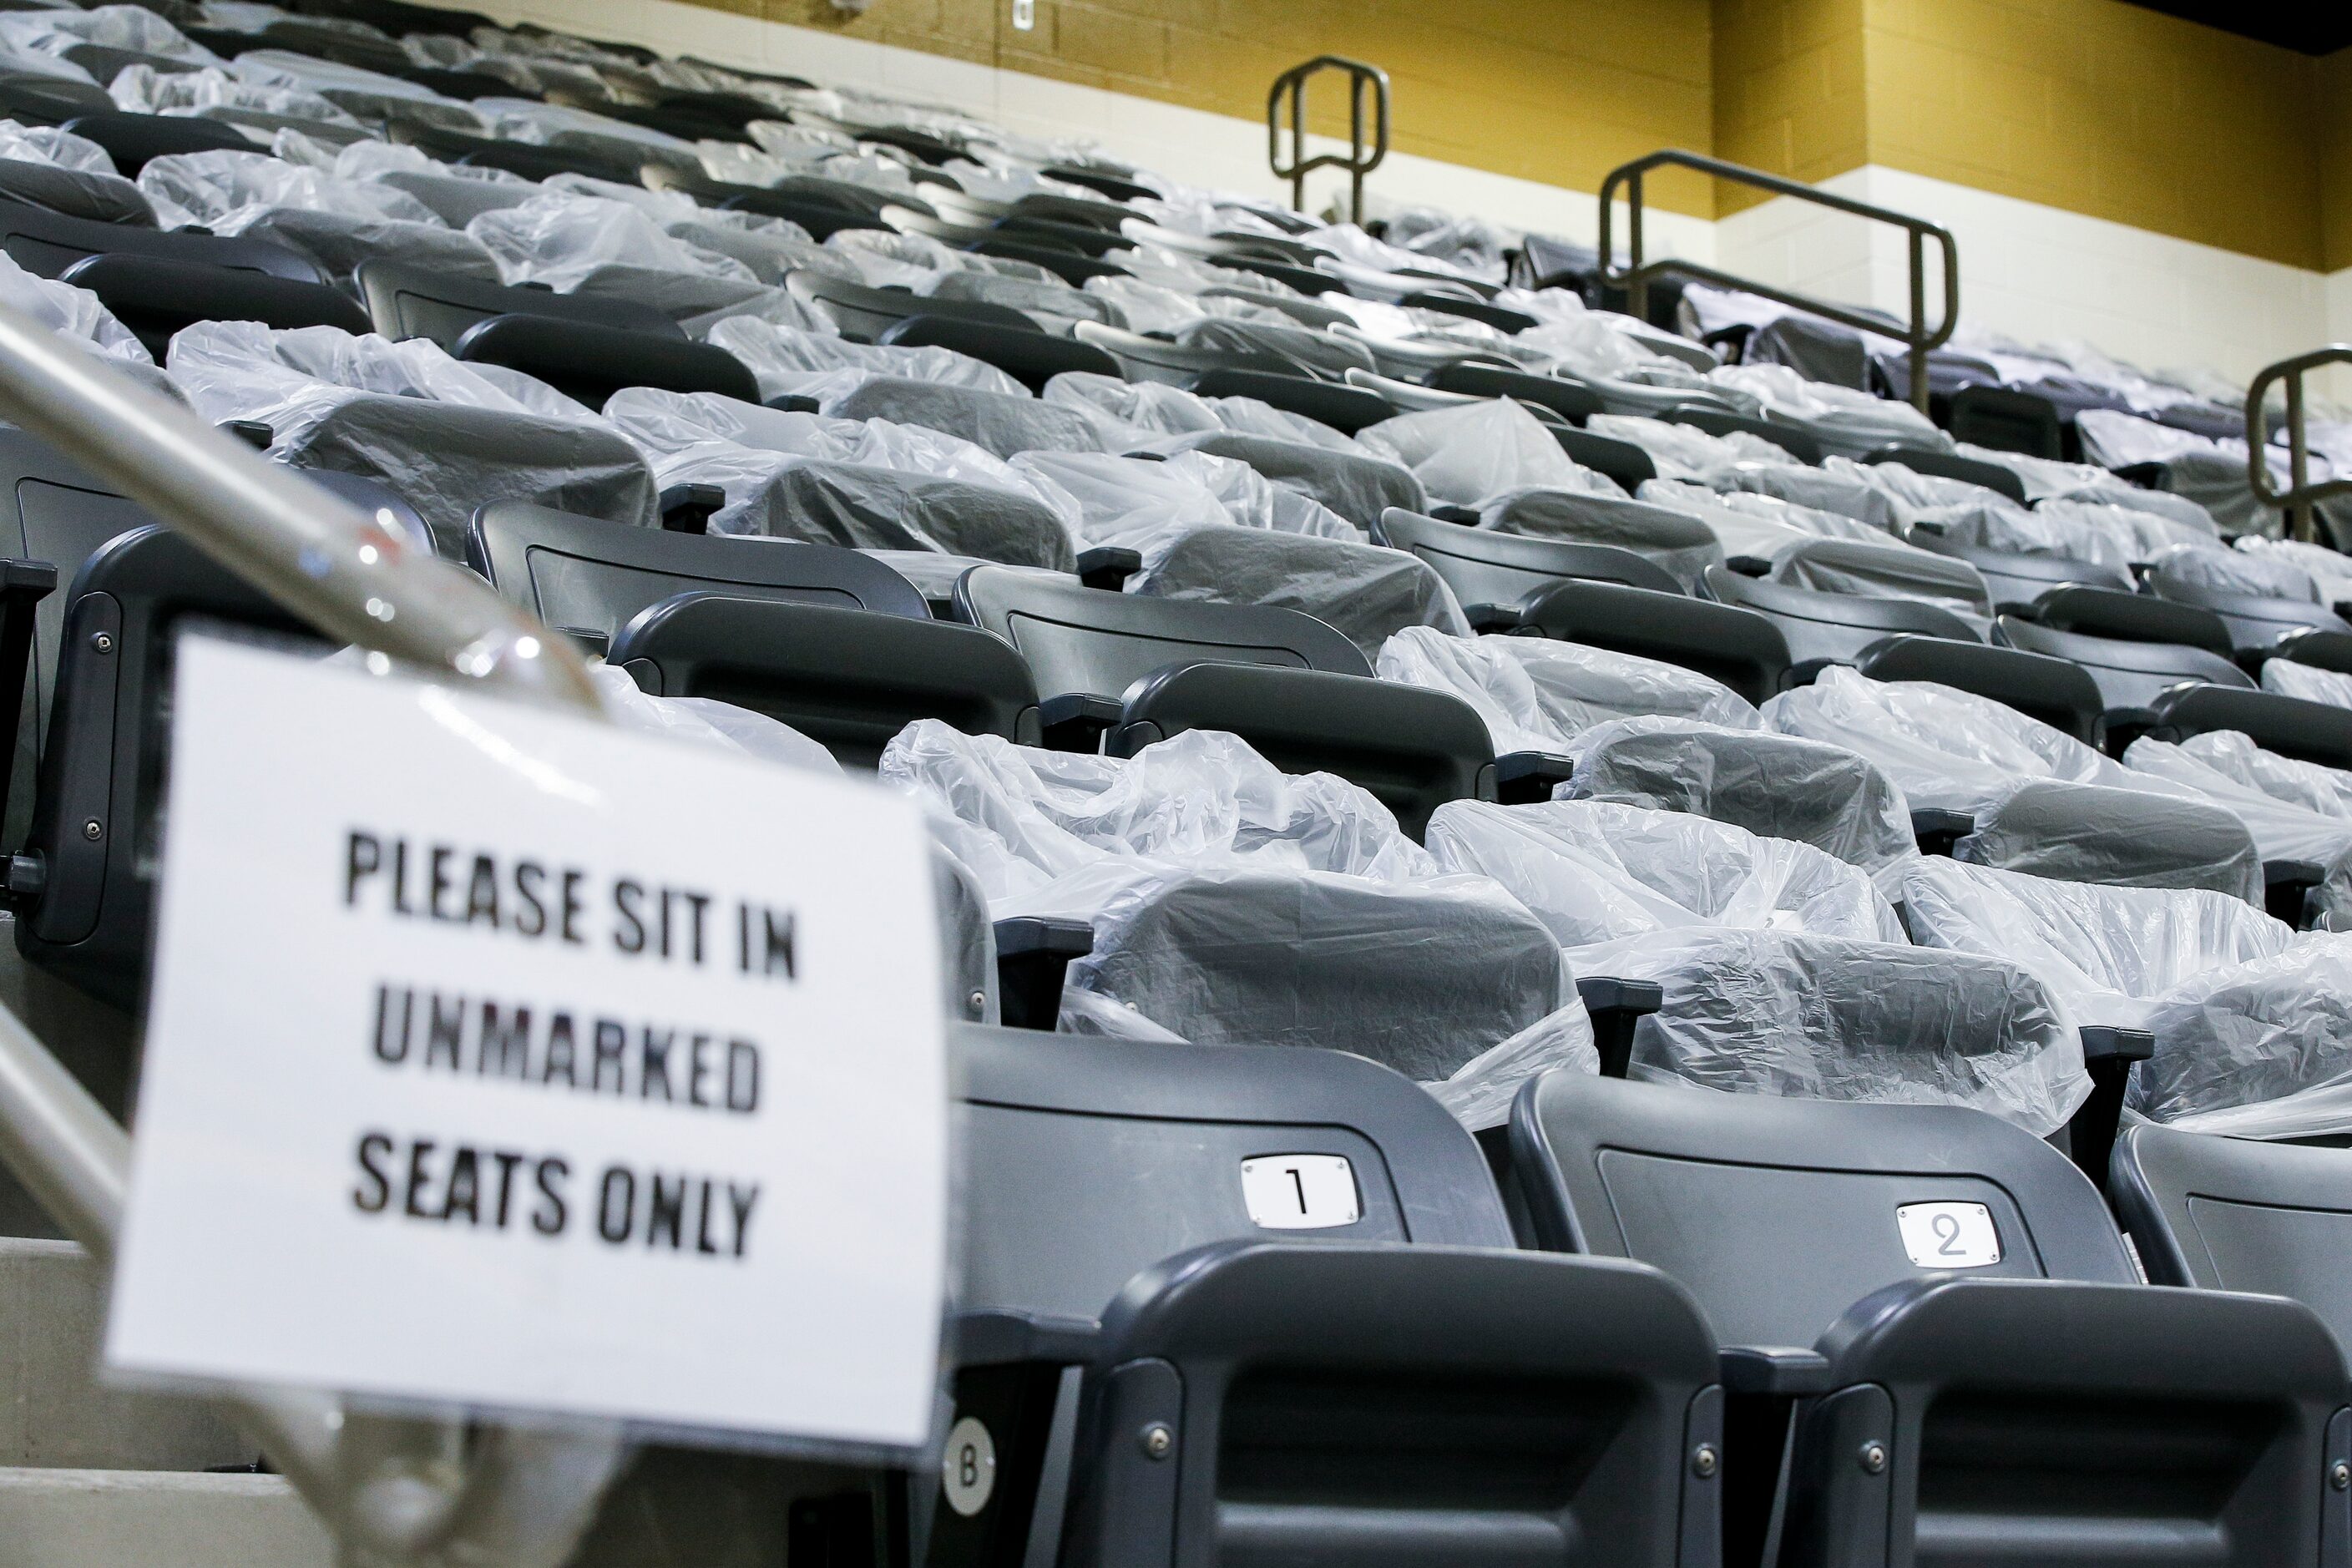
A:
[1267, 55, 1388, 222]
[1596, 149, 1960, 412]
[0, 301, 622, 1567]
[2246, 345, 2352, 545]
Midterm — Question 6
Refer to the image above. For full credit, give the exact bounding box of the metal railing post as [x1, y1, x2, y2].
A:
[1596, 149, 1960, 413]
[0, 301, 623, 1565]
[1266, 55, 1388, 223]
[2246, 345, 2352, 545]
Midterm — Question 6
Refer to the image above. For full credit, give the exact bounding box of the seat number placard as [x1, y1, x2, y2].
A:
[108, 638, 950, 1452]
[1896, 1201, 2002, 1268]
[1241, 1155, 1361, 1229]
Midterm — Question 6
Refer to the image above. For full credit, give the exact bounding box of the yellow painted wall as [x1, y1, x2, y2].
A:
[1712, 0, 1868, 216]
[1861, 0, 2324, 271]
[2318, 46, 2352, 272]
[750, 0, 1718, 218]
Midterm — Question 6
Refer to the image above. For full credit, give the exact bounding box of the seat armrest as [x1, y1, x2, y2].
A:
[1493, 750, 1576, 805]
[218, 418, 272, 450]
[994, 916, 1094, 1030]
[1784, 656, 1852, 686]
[1576, 976, 1664, 1079]
[764, 393, 820, 413]
[2078, 1025, 2155, 1066]
[2096, 704, 2163, 758]
[657, 482, 725, 534]
[0, 558, 56, 875]
[1038, 691, 1123, 751]
[1075, 545, 1141, 590]
[1721, 1346, 1834, 1398]
[951, 1308, 1100, 1368]
[1723, 554, 1773, 578]
[1464, 602, 1524, 634]
[1427, 503, 1480, 524]
[2066, 1026, 2154, 1190]
[1910, 808, 1975, 856]
[2264, 859, 2324, 929]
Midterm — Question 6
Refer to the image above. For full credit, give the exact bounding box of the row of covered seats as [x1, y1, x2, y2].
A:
[1, 3, 2352, 1565]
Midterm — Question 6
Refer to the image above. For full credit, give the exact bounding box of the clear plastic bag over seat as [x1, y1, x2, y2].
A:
[167, 320, 657, 554]
[2262, 660, 2352, 711]
[2124, 736, 2352, 924]
[832, 377, 1106, 459]
[1376, 625, 1760, 756]
[1473, 488, 1724, 589]
[2178, 730, 2352, 819]
[704, 316, 1024, 405]
[1130, 524, 1467, 657]
[1558, 716, 1919, 888]
[1768, 668, 2266, 899]
[1599, 927, 2087, 1136]
[1898, 856, 2294, 1030]
[879, 720, 1567, 1076]
[1356, 399, 1616, 506]
[1427, 797, 1904, 950]
[2129, 935, 2352, 1140]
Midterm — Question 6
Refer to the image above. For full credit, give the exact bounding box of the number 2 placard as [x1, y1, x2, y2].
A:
[1895, 1201, 2002, 1268]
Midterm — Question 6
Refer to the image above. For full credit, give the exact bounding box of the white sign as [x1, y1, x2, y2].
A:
[108, 639, 948, 1451]
[1895, 1201, 2002, 1269]
[1240, 1155, 1361, 1230]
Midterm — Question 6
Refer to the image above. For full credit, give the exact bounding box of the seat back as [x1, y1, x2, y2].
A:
[610, 593, 1039, 769]
[15, 527, 322, 1005]
[2028, 585, 2233, 654]
[1995, 615, 2248, 713]
[57, 110, 252, 176]
[1858, 633, 2105, 745]
[1512, 1070, 2136, 1348]
[61, 254, 368, 359]
[2150, 571, 2352, 651]
[1113, 662, 1496, 838]
[355, 259, 680, 349]
[1518, 578, 1791, 706]
[953, 564, 1369, 695]
[2152, 684, 2352, 771]
[1864, 443, 2029, 503]
[1072, 321, 1295, 386]
[451, 314, 759, 409]
[389, 121, 642, 183]
[467, 502, 928, 655]
[1188, 367, 1394, 434]
[1548, 425, 1657, 492]
[1425, 362, 1606, 426]
[876, 315, 1118, 392]
[785, 271, 1031, 341]
[959, 1024, 1511, 1323]
[0, 202, 323, 283]
[1705, 565, 1980, 668]
[1948, 384, 2064, 461]
[1664, 404, 1823, 465]
[2113, 1124, 2352, 1353]
[1380, 508, 1686, 603]
[1909, 530, 2131, 607]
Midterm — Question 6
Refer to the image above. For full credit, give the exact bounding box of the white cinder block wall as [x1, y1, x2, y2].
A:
[481, 0, 2330, 392]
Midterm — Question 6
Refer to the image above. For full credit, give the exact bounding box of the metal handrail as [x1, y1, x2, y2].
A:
[1596, 149, 1960, 413]
[0, 301, 622, 1565]
[2246, 345, 2352, 545]
[1267, 55, 1388, 222]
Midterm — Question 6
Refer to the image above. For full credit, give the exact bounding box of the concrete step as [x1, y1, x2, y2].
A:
[0, 1467, 329, 1566]
[0, 1238, 254, 1472]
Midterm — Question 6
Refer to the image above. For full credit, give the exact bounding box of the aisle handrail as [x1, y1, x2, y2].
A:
[1267, 55, 1388, 221]
[0, 301, 621, 1566]
[1596, 149, 1960, 413]
[2246, 344, 2352, 545]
